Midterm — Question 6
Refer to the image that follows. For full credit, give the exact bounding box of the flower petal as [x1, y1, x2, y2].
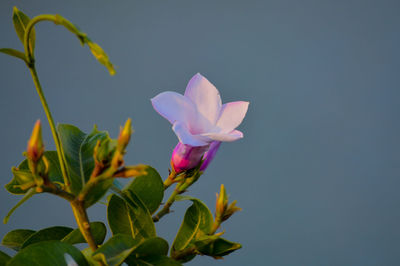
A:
[184, 73, 222, 125]
[201, 130, 243, 142]
[151, 91, 197, 125]
[173, 121, 210, 146]
[216, 101, 249, 133]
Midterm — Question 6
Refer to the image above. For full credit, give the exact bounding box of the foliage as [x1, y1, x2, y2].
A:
[0, 7, 242, 266]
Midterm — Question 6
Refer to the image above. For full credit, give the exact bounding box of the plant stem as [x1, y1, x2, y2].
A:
[28, 66, 70, 189]
[153, 171, 200, 222]
[209, 217, 222, 235]
[152, 183, 182, 222]
[70, 200, 98, 251]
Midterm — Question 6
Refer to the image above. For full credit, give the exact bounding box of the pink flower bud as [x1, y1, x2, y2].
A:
[200, 141, 221, 171]
[171, 142, 209, 173]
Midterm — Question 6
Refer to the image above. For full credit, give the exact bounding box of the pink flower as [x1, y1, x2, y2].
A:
[151, 73, 249, 173]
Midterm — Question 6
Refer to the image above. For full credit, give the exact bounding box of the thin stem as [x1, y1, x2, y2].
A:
[70, 200, 98, 251]
[153, 183, 182, 222]
[41, 184, 75, 202]
[28, 66, 70, 189]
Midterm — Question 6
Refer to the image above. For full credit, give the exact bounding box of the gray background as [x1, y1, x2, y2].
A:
[1, 0, 400, 265]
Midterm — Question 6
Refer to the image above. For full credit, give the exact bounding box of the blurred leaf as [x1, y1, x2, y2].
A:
[62, 222, 106, 246]
[123, 166, 164, 214]
[92, 234, 139, 266]
[0, 250, 11, 265]
[0, 48, 26, 62]
[21, 226, 73, 249]
[171, 196, 213, 261]
[8, 240, 88, 266]
[1, 229, 35, 251]
[86, 41, 115, 76]
[12, 7, 35, 54]
[57, 124, 111, 196]
[3, 188, 36, 224]
[195, 237, 241, 258]
[107, 192, 156, 242]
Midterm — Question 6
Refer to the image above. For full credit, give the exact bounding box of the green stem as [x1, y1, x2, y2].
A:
[70, 200, 98, 251]
[153, 171, 200, 222]
[152, 184, 182, 222]
[28, 66, 70, 189]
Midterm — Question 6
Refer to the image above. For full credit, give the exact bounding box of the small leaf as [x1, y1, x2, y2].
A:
[86, 41, 115, 76]
[3, 188, 36, 224]
[21, 226, 73, 249]
[0, 250, 11, 265]
[57, 124, 111, 196]
[92, 234, 139, 266]
[2, 229, 35, 251]
[12, 7, 35, 54]
[0, 48, 27, 62]
[123, 166, 164, 214]
[195, 237, 242, 257]
[172, 196, 214, 253]
[5, 151, 64, 195]
[8, 240, 88, 266]
[82, 247, 102, 266]
[62, 222, 106, 246]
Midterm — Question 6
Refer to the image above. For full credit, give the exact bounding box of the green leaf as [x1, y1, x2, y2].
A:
[107, 192, 156, 242]
[92, 234, 139, 266]
[107, 194, 132, 236]
[62, 222, 106, 246]
[121, 190, 156, 241]
[21, 226, 73, 249]
[172, 196, 214, 253]
[12, 7, 35, 54]
[5, 151, 64, 195]
[86, 41, 116, 76]
[8, 240, 88, 266]
[3, 188, 36, 224]
[123, 166, 164, 214]
[57, 124, 111, 196]
[138, 256, 182, 266]
[2, 229, 35, 251]
[0, 48, 26, 62]
[0, 250, 11, 265]
[195, 237, 242, 257]
[124, 237, 169, 265]
[82, 247, 102, 266]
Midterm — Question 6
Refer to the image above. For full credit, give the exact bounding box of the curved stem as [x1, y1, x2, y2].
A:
[28, 66, 70, 189]
[153, 183, 182, 222]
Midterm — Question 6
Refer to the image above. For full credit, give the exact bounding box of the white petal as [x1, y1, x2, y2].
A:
[151, 91, 197, 125]
[184, 73, 222, 125]
[216, 101, 249, 133]
[201, 130, 243, 142]
[173, 121, 210, 146]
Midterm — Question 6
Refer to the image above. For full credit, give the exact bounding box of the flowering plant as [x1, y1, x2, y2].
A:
[0, 8, 248, 266]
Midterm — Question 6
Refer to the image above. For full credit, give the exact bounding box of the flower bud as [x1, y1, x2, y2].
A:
[27, 120, 44, 162]
[222, 200, 242, 222]
[118, 118, 132, 151]
[215, 184, 228, 219]
[200, 141, 221, 171]
[171, 142, 209, 173]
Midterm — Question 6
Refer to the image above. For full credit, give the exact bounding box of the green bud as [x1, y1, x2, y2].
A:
[27, 120, 44, 162]
[215, 184, 228, 219]
[117, 118, 132, 151]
